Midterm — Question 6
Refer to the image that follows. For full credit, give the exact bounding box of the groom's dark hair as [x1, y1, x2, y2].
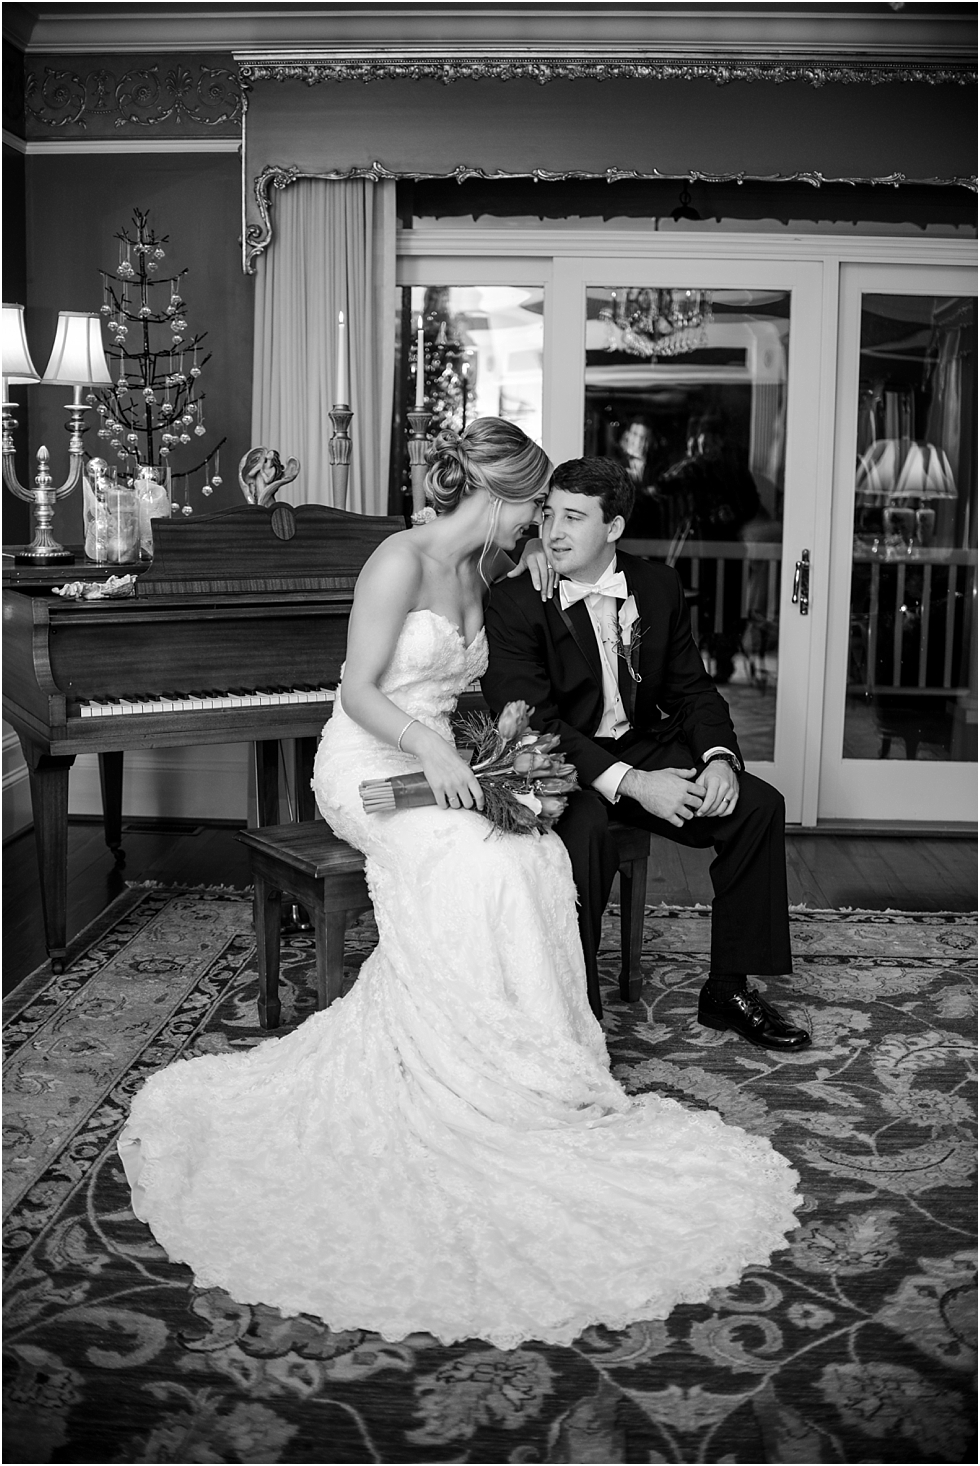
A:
[549, 457, 635, 524]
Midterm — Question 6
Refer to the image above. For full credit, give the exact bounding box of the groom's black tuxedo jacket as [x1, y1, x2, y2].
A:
[482, 551, 741, 788]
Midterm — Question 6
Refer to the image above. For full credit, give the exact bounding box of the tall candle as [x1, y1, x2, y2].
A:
[415, 313, 425, 408]
[336, 310, 347, 404]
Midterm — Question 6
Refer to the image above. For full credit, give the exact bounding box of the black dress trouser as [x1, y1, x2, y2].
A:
[554, 732, 792, 1020]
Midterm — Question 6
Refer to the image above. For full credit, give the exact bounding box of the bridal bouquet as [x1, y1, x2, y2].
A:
[360, 701, 579, 835]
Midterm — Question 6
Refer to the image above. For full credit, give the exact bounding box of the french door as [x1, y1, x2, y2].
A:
[396, 233, 975, 826]
[544, 257, 828, 822]
[819, 263, 978, 822]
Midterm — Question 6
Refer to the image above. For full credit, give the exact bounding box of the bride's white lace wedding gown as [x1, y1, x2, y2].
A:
[119, 610, 801, 1349]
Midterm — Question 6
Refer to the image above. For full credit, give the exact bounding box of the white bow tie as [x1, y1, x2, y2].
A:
[559, 570, 628, 609]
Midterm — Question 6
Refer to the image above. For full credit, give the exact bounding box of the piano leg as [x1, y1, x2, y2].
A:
[252, 873, 283, 1029]
[24, 747, 76, 973]
[255, 740, 280, 828]
[99, 751, 125, 865]
[294, 736, 318, 822]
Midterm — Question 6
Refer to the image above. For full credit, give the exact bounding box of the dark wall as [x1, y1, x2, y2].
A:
[3, 140, 31, 542]
[25, 152, 252, 545]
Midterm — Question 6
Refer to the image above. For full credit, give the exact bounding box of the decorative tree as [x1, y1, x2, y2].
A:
[92, 208, 225, 514]
[400, 287, 470, 507]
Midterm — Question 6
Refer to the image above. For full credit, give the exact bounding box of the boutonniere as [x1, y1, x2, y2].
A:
[615, 596, 644, 683]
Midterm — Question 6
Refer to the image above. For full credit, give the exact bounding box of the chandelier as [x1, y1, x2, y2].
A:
[601, 288, 712, 360]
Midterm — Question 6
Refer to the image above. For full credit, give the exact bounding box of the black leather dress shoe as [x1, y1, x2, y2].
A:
[697, 987, 811, 1049]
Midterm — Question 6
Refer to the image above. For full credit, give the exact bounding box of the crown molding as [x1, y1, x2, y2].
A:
[5, 131, 240, 153]
[12, 5, 979, 61]
[236, 50, 977, 86]
[23, 56, 243, 135]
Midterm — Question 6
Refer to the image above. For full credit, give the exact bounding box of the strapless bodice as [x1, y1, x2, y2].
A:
[325, 608, 488, 757]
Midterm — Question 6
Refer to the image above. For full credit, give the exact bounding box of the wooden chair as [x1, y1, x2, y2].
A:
[238, 818, 651, 1029]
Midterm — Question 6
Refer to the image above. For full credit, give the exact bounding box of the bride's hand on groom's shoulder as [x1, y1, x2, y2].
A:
[506, 539, 556, 601]
[413, 726, 485, 812]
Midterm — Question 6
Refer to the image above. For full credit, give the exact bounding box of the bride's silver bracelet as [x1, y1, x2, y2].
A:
[396, 717, 419, 752]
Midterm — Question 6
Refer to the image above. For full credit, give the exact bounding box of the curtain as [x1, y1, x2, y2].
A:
[251, 178, 396, 514]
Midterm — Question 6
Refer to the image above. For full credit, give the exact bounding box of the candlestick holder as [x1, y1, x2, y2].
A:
[3, 393, 88, 565]
[406, 407, 432, 522]
[328, 403, 353, 507]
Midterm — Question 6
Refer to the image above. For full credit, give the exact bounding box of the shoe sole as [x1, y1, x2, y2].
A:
[697, 1013, 729, 1031]
[697, 1012, 811, 1047]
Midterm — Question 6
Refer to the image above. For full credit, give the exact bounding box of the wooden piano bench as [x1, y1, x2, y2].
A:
[237, 818, 652, 1029]
[236, 821, 371, 1030]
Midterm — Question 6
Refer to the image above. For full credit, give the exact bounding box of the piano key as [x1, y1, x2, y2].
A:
[76, 684, 338, 718]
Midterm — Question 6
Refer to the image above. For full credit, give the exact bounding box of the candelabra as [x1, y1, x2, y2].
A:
[2, 305, 112, 564]
[328, 403, 353, 507]
[407, 407, 433, 522]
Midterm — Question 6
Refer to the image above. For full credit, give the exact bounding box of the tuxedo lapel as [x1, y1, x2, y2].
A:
[553, 595, 604, 688]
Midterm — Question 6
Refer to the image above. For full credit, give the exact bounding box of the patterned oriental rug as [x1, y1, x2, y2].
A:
[3, 888, 976, 1466]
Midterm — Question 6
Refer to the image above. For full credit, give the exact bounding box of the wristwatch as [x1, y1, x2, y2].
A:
[701, 751, 742, 776]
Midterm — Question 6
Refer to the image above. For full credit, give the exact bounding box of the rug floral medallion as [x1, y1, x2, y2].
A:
[2, 888, 976, 1464]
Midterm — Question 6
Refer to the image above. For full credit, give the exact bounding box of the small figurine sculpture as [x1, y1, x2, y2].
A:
[238, 446, 300, 507]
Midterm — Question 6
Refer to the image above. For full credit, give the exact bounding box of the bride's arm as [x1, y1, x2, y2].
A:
[340, 542, 484, 811]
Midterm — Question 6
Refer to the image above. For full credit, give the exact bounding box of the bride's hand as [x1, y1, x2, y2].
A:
[415, 727, 485, 812]
[506, 538, 556, 601]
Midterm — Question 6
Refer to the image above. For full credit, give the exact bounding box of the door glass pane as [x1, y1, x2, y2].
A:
[391, 285, 544, 516]
[586, 286, 791, 761]
[844, 295, 978, 761]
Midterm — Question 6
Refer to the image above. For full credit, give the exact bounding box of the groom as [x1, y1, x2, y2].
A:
[483, 456, 809, 1049]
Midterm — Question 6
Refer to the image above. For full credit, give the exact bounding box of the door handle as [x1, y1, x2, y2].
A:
[791, 549, 810, 616]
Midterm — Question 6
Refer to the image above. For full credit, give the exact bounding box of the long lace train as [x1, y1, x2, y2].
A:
[118, 610, 801, 1348]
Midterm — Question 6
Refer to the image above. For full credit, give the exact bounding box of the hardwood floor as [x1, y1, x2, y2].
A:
[3, 817, 976, 997]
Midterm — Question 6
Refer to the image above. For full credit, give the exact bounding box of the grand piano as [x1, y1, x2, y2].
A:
[3, 501, 402, 970]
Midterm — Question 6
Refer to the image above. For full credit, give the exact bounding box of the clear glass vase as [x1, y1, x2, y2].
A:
[84, 467, 140, 564]
[134, 466, 172, 557]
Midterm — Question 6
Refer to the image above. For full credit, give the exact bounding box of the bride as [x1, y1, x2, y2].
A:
[118, 417, 800, 1350]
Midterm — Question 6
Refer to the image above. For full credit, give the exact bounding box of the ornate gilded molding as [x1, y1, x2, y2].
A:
[25, 57, 243, 135]
[244, 162, 978, 273]
[237, 56, 977, 88]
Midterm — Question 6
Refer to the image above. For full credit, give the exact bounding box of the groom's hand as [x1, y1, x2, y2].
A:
[618, 767, 703, 827]
[694, 761, 739, 818]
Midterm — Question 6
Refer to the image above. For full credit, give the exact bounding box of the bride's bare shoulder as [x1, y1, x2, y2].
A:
[357, 530, 424, 597]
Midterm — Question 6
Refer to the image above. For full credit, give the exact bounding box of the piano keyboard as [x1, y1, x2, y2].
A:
[79, 686, 337, 718]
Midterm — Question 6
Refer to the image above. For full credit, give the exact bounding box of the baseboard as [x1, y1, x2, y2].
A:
[2, 727, 31, 840]
[789, 820, 977, 838]
[2, 735, 309, 838]
[67, 746, 251, 822]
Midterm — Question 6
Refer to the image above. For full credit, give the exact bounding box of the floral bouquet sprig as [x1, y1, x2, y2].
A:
[359, 701, 579, 835]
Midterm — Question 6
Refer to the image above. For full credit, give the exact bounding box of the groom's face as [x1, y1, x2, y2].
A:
[541, 488, 623, 583]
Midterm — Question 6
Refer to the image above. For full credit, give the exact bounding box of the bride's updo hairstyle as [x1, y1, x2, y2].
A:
[425, 418, 551, 515]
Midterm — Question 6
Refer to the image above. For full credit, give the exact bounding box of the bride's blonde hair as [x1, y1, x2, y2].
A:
[424, 419, 553, 583]
[424, 418, 552, 515]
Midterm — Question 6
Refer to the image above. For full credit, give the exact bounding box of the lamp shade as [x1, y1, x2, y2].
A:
[41, 311, 113, 387]
[2, 302, 40, 384]
[855, 437, 958, 504]
[895, 442, 958, 500]
[855, 438, 902, 504]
